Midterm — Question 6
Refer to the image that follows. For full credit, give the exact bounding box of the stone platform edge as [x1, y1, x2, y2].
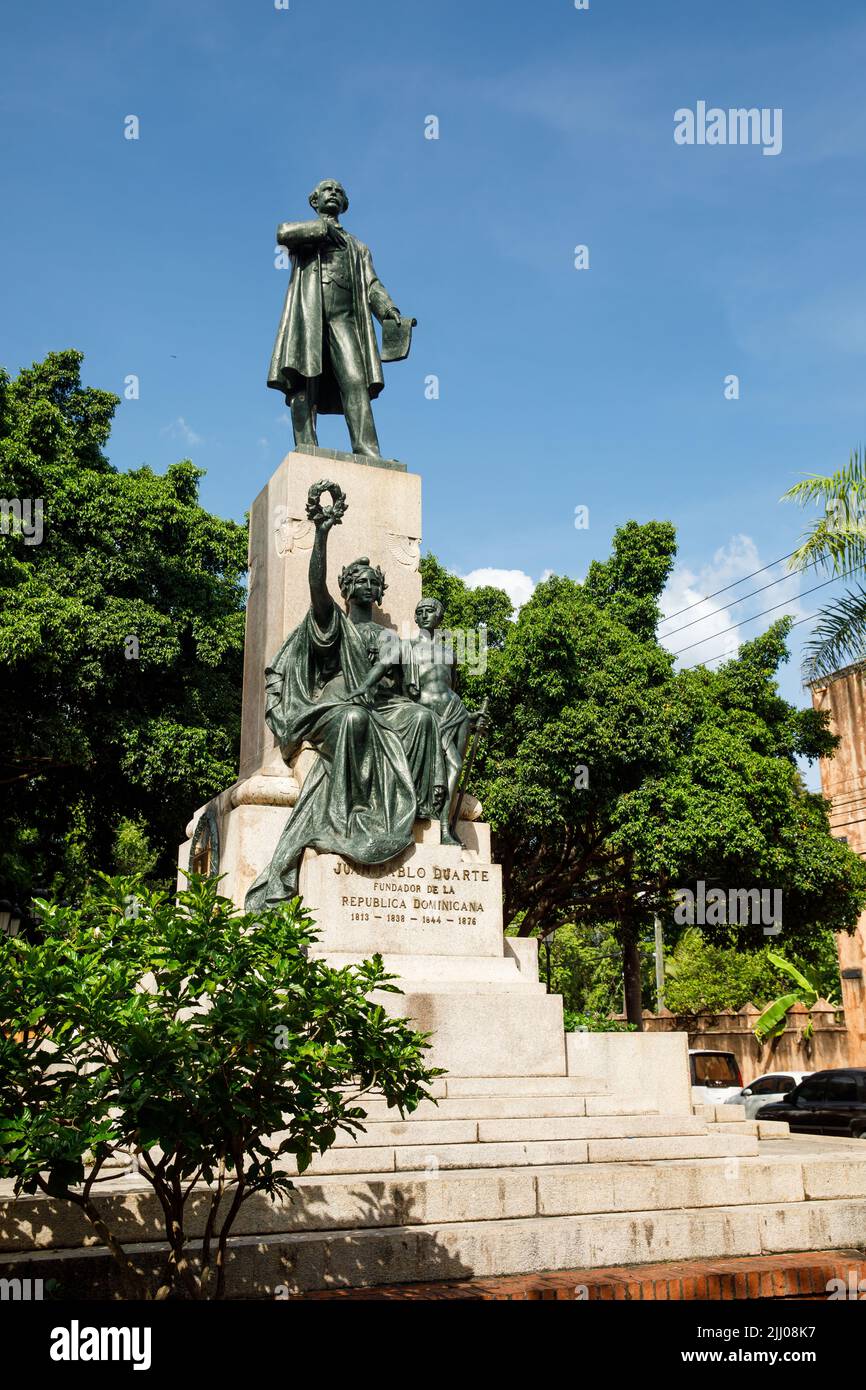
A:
[294, 1248, 866, 1301]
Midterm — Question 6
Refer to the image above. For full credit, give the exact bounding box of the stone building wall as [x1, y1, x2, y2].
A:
[811, 662, 866, 1066]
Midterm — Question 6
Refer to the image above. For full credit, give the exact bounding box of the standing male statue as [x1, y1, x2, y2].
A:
[268, 178, 412, 459]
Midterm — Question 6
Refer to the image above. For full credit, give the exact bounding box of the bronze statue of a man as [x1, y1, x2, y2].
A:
[267, 178, 410, 459]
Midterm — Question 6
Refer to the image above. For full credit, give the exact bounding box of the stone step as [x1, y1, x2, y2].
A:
[10, 1195, 866, 1296]
[261, 1196, 866, 1293]
[333, 1119, 477, 1148]
[442, 1076, 609, 1098]
[475, 1115, 708, 1143]
[296, 1131, 760, 1175]
[331, 1114, 708, 1148]
[709, 1119, 791, 1139]
[356, 1095, 656, 1122]
[7, 1151, 866, 1256]
[388, 980, 548, 994]
[316, 953, 539, 987]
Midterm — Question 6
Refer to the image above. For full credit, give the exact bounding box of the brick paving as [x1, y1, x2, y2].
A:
[295, 1249, 866, 1300]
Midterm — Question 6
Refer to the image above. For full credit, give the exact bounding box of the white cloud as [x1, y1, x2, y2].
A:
[162, 417, 203, 447]
[659, 534, 804, 669]
[460, 567, 538, 609]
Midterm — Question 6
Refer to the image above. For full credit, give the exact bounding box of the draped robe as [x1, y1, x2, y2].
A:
[244, 607, 446, 910]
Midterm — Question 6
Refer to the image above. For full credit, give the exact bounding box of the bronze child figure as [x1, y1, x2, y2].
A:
[405, 597, 488, 846]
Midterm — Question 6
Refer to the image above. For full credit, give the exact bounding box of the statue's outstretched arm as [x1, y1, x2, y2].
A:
[305, 481, 347, 628]
[308, 526, 334, 629]
[276, 219, 330, 251]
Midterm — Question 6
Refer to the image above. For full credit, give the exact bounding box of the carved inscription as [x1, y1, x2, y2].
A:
[333, 858, 490, 927]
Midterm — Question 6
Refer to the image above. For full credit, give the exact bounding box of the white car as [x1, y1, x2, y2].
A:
[689, 1049, 744, 1106]
[724, 1070, 813, 1119]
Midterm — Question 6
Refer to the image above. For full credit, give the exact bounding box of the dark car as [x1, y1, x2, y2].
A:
[755, 1068, 866, 1137]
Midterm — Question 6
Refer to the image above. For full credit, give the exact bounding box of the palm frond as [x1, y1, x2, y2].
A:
[783, 448, 866, 574]
[802, 584, 866, 681]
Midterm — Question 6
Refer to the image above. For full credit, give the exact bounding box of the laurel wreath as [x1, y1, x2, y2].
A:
[306, 479, 348, 526]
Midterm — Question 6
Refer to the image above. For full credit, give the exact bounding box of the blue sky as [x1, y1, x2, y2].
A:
[4, 0, 866, 751]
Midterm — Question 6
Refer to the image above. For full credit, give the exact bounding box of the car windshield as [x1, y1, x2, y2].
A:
[692, 1054, 739, 1086]
[751, 1075, 794, 1094]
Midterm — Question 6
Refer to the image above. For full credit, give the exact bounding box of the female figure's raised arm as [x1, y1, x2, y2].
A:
[306, 480, 347, 628]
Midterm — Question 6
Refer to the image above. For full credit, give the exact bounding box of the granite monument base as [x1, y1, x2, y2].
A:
[178, 800, 565, 1077]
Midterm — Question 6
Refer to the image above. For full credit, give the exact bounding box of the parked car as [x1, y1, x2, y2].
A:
[755, 1068, 866, 1137]
[724, 1070, 812, 1119]
[689, 1049, 743, 1106]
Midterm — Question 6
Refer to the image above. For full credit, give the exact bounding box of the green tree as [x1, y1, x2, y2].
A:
[111, 817, 159, 878]
[0, 875, 438, 1300]
[529, 920, 653, 1021]
[0, 350, 247, 900]
[423, 525, 866, 1026]
[663, 926, 840, 1018]
[418, 553, 513, 651]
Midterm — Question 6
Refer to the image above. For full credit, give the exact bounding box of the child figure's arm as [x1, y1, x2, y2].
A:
[404, 635, 421, 699]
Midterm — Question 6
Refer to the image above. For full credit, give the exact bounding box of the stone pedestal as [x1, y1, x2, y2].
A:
[179, 805, 565, 1077]
[239, 449, 422, 781]
[178, 447, 565, 1078]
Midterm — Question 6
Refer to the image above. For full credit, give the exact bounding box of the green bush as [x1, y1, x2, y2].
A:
[0, 874, 440, 1299]
[562, 1009, 636, 1034]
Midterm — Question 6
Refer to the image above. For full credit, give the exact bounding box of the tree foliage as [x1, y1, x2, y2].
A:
[0, 351, 248, 900]
[424, 524, 866, 1022]
[663, 926, 841, 1019]
[0, 876, 438, 1299]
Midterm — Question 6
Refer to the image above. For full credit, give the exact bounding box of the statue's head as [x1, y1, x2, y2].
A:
[339, 557, 387, 607]
[415, 597, 444, 631]
[309, 179, 349, 216]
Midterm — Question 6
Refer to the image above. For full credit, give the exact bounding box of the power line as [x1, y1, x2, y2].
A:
[830, 810, 866, 825]
[827, 788, 866, 807]
[661, 559, 818, 640]
[669, 568, 856, 658]
[828, 795, 866, 811]
[679, 611, 818, 671]
[827, 815, 866, 832]
[659, 549, 799, 625]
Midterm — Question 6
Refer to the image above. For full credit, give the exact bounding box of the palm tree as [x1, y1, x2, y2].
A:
[783, 447, 866, 680]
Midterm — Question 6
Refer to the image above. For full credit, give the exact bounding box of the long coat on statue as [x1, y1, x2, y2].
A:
[267, 218, 397, 415]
